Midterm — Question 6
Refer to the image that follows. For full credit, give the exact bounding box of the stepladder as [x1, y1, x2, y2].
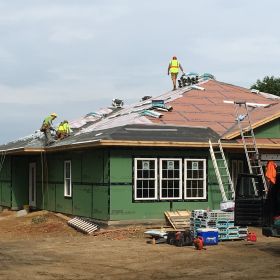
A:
[209, 139, 235, 203]
[234, 101, 268, 194]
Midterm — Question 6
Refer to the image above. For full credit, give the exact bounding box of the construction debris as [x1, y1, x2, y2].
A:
[151, 100, 173, 112]
[16, 209, 28, 217]
[140, 109, 163, 118]
[93, 226, 144, 240]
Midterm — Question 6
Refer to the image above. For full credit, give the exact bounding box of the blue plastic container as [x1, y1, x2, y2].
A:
[197, 228, 219, 245]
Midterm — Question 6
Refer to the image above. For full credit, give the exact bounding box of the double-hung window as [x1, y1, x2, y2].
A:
[184, 159, 206, 199]
[134, 158, 157, 200]
[160, 159, 182, 199]
[64, 160, 72, 197]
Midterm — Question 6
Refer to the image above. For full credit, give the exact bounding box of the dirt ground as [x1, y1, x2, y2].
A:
[0, 210, 279, 280]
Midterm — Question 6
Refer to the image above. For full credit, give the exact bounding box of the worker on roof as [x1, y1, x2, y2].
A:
[56, 120, 71, 140]
[40, 113, 57, 146]
[168, 56, 184, 91]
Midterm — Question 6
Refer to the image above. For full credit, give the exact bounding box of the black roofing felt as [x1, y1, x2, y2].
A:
[0, 136, 43, 151]
[50, 124, 220, 147]
[0, 124, 220, 152]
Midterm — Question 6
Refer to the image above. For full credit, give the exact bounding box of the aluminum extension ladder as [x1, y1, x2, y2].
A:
[234, 101, 268, 194]
[209, 139, 235, 202]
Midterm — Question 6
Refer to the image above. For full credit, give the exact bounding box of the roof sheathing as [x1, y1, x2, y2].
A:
[74, 87, 189, 135]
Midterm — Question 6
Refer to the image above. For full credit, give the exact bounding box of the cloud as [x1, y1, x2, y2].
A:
[1, 0, 280, 142]
[49, 27, 95, 43]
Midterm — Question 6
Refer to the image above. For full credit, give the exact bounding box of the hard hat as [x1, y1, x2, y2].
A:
[51, 112, 58, 117]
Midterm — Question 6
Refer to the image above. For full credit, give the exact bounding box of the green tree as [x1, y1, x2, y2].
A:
[251, 76, 280, 96]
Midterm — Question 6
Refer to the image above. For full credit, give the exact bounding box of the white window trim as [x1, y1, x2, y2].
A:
[64, 160, 72, 197]
[184, 158, 206, 200]
[159, 158, 182, 200]
[134, 158, 158, 201]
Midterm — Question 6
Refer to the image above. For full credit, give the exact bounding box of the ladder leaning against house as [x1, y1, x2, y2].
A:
[209, 139, 235, 202]
[234, 101, 268, 194]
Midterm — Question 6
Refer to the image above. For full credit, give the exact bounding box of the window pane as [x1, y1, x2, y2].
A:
[65, 179, 71, 196]
[137, 170, 142, 178]
[65, 162, 71, 178]
[198, 188, 204, 197]
[167, 170, 173, 178]
[149, 189, 155, 197]
[137, 189, 142, 198]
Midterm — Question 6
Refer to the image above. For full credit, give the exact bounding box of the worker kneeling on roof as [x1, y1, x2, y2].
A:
[168, 56, 184, 91]
[56, 120, 71, 140]
[40, 113, 57, 146]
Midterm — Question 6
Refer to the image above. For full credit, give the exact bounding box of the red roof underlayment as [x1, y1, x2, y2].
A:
[149, 79, 280, 138]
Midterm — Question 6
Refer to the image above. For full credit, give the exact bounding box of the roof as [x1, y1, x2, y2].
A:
[2, 76, 280, 154]
[69, 79, 280, 138]
[0, 124, 220, 154]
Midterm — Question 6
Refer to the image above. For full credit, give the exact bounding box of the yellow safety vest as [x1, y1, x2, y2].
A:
[57, 123, 65, 132]
[63, 123, 70, 133]
[170, 59, 180, 74]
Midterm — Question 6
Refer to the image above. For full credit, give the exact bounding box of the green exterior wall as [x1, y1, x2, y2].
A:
[0, 156, 12, 207]
[0, 145, 249, 222]
[108, 148, 222, 221]
[254, 119, 280, 138]
[11, 157, 29, 209]
[36, 150, 110, 220]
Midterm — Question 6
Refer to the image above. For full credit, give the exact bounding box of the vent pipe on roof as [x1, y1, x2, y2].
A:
[112, 99, 124, 108]
[251, 89, 260, 94]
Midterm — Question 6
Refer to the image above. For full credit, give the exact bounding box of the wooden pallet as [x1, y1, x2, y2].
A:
[164, 210, 191, 230]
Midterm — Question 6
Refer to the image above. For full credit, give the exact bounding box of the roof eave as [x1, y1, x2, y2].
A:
[3, 140, 280, 154]
[46, 139, 215, 151]
[46, 140, 243, 150]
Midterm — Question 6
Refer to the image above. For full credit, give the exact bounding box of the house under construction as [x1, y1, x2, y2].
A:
[1, 75, 280, 224]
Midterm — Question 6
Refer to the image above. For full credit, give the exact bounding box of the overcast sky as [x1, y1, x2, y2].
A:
[1, 0, 280, 143]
